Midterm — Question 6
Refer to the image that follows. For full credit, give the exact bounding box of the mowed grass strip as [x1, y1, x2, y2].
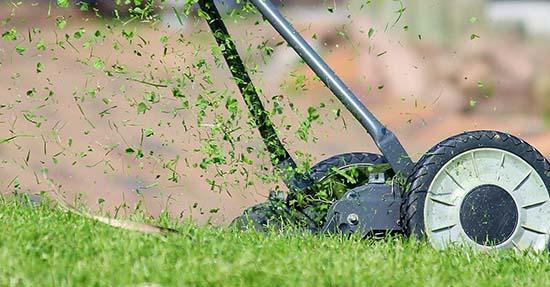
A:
[1, 198, 550, 287]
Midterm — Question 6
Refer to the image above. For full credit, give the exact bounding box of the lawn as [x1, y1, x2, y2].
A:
[1, 197, 550, 287]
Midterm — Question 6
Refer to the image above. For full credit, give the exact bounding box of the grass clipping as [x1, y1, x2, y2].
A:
[42, 173, 178, 235]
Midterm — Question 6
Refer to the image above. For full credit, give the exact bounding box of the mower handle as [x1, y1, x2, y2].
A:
[249, 0, 414, 176]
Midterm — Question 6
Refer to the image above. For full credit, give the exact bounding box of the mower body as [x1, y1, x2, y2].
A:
[200, 0, 550, 251]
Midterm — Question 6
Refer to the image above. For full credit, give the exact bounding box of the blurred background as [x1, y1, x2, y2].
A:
[1, 0, 550, 224]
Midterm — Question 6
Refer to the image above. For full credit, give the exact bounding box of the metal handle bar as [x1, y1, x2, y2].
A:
[249, 0, 414, 175]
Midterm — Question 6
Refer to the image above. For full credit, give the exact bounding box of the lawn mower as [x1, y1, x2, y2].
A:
[199, 0, 550, 251]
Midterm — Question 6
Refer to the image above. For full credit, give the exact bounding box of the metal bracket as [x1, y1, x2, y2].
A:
[322, 182, 403, 236]
[368, 173, 386, 184]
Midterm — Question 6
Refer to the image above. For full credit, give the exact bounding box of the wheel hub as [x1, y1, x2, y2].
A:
[459, 184, 518, 246]
[424, 148, 550, 250]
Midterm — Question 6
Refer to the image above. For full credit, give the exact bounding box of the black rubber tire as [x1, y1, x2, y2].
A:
[402, 130, 550, 241]
[306, 152, 387, 183]
[231, 200, 290, 232]
[233, 152, 388, 231]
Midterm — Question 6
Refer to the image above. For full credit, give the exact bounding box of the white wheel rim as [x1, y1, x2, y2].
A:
[424, 148, 550, 251]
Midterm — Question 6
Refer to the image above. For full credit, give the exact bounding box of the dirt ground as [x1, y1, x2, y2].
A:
[1, 3, 549, 224]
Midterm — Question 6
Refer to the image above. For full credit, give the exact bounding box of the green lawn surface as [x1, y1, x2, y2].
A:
[1, 197, 549, 287]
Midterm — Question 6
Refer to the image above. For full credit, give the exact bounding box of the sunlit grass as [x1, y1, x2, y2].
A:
[1, 196, 549, 286]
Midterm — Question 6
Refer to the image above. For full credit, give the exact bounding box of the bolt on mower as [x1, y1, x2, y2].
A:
[198, 0, 550, 251]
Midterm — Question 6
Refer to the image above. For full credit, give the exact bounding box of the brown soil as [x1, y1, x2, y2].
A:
[1, 3, 549, 224]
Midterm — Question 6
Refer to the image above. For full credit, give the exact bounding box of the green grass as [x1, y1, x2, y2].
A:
[1, 198, 550, 286]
